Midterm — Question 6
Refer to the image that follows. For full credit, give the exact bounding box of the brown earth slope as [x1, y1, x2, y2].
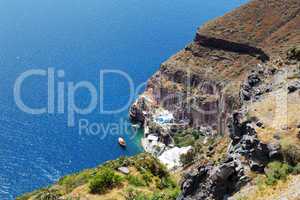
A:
[131, 0, 300, 135]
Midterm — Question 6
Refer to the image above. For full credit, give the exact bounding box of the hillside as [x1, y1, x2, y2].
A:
[130, 0, 300, 199]
[130, 0, 300, 133]
[17, 154, 180, 200]
[19, 0, 300, 200]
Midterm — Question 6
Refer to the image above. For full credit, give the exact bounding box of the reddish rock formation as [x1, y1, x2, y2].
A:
[131, 0, 300, 136]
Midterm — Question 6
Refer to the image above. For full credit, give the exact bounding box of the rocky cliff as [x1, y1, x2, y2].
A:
[19, 0, 300, 199]
[130, 0, 300, 134]
[131, 0, 300, 199]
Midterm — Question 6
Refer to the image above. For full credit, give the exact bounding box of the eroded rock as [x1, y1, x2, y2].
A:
[179, 158, 247, 200]
[288, 81, 300, 93]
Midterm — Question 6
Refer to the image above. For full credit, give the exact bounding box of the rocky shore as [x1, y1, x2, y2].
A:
[130, 92, 191, 170]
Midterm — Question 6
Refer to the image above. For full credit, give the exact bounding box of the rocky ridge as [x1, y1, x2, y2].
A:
[130, 0, 300, 199]
[18, 0, 300, 199]
[177, 60, 290, 200]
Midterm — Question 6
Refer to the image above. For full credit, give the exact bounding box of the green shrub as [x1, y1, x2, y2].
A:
[180, 149, 195, 166]
[292, 163, 300, 175]
[89, 167, 122, 194]
[126, 175, 146, 187]
[255, 176, 266, 191]
[191, 130, 202, 140]
[141, 171, 153, 185]
[58, 170, 93, 193]
[174, 134, 195, 147]
[156, 177, 177, 189]
[164, 188, 181, 200]
[104, 156, 131, 170]
[65, 197, 80, 200]
[150, 188, 180, 200]
[32, 189, 61, 200]
[151, 192, 165, 200]
[134, 155, 168, 178]
[265, 162, 293, 185]
[282, 144, 300, 165]
[173, 128, 205, 148]
[124, 188, 149, 200]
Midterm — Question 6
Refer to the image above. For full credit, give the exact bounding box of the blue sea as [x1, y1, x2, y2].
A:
[0, 0, 248, 199]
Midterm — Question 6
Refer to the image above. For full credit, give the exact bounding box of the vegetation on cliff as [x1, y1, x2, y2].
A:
[17, 154, 179, 200]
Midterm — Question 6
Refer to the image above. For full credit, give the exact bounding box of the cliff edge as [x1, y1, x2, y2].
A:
[18, 0, 300, 200]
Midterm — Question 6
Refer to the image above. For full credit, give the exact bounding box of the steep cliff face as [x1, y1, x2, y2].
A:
[131, 0, 300, 135]
[178, 55, 300, 200]
[19, 1, 300, 200]
[130, 0, 300, 199]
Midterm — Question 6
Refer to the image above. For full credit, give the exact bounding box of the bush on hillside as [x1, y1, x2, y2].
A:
[174, 134, 196, 147]
[149, 188, 180, 200]
[292, 163, 300, 175]
[124, 188, 148, 200]
[104, 156, 131, 170]
[124, 187, 179, 200]
[265, 161, 293, 185]
[89, 167, 122, 194]
[126, 175, 146, 187]
[134, 155, 168, 178]
[173, 128, 205, 148]
[156, 176, 177, 190]
[58, 169, 94, 192]
[180, 149, 196, 166]
[282, 144, 300, 165]
[141, 171, 153, 185]
[32, 189, 61, 200]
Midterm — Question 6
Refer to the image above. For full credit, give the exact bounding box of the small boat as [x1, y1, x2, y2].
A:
[131, 123, 140, 129]
[118, 137, 126, 147]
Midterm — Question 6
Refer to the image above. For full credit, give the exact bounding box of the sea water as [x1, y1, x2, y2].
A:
[0, 0, 248, 199]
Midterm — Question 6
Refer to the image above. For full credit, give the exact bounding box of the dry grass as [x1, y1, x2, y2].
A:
[231, 175, 300, 200]
[247, 87, 300, 144]
[18, 154, 180, 200]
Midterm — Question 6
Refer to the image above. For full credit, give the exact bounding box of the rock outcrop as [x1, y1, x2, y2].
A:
[129, 0, 300, 199]
[130, 0, 300, 136]
[178, 158, 247, 200]
[18, 0, 300, 200]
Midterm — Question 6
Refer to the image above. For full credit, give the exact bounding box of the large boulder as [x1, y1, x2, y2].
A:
[288, 81, 300, 93]
[267, 142, 282, 160]
[178, 158, 247, 200]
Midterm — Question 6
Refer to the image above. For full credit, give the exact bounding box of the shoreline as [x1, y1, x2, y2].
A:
[130, 93, 192, 170]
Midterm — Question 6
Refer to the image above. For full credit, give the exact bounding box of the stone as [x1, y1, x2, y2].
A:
[273, 133, 281, 140]
[118, 167, 130, 175]
[265, 85, 272, 93]
[256, 121, 263, 127]
[241, 89, 251, 101]
[249, 160, 264, 172]
[297, 132, 300, 140]
[179, 158, 248, 200]
[267, 143, 282, 160]
[288, 81, 300, 93]
[248, 73, 261, 87]
[288, 85, 298, 93]
[287, 46, 300, 61]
